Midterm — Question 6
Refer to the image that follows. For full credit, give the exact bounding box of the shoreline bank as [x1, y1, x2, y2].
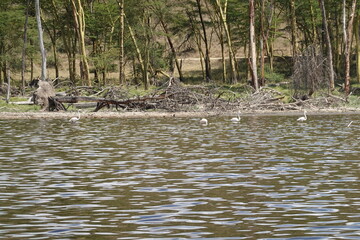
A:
[0, 108, 359, 120]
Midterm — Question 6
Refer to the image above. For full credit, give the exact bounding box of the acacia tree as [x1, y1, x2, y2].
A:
[290, 0, 297, 58]
[21, 0, 30, 94]
[149, 0, 185, 81]
[249, 0, 258, 90]
[35, 0, 47, 81]
[356, 13, 360, 83]
[49, 0, 77, 84]
[195, 0, 212, 82]
[86, 0, 119, 85]
[343, 0, 357, 95]
[116, 0, 125, 84]
[318, 0, 335, 90]
[259, 0, 274, 86]
[213, 0, 238, 84]
[70, 0, 90, 86]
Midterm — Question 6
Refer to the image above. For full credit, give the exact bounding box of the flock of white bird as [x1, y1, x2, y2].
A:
[200, 110, 309, 125]
[69, 109, 354, 127]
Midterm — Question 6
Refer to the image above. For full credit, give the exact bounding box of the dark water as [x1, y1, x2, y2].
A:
[0, 114, 360, 239]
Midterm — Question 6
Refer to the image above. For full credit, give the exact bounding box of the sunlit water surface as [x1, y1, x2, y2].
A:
[0, 114, 360, 240]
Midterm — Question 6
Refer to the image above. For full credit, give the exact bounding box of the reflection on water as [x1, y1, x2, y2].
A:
[0, 114, 360, 239]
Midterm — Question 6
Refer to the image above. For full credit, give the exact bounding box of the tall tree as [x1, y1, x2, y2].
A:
[343, 0, 357, 95]
[117, 0, 125, 85]
[70, 0, 91, 86]
[214, 0, 239, 84]
[319, 0, 335, 90]
[249, 0, 258, 91]
[21, 0, 30, 94]
[290, 0, 297, 58]
[195, 0, 212, 82]
[355, 12, 360, 83]
[35, 0, 47, 81]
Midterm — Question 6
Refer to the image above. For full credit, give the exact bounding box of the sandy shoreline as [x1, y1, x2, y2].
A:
[0, 108, 360, 120]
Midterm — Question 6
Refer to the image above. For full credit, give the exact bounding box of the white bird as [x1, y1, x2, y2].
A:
[231, 112, 241, 122]
[347, 121, 353, 127]
[297, 110, 307, 122]
[69, 110, 81, 123]
[200, 118, 208, 125]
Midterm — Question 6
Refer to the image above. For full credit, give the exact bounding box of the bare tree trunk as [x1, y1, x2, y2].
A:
[355, 13, 360, 83]
[249, 0, 259, 91]
[290, 0, 297, 58]
[71, 0, 91, 86]
[126, 15, 149, 89]
[343, 0, 357, 95]
[21, 0, 30, 95]
[196, 0, 212, 82]
[30, 51, 34, 82]
[117, 0, 125, 85]
[160, 19, 184, 81]
[6, 62, 10, 103]
[42, 17, 60, 84]
[215, 0, 238, 84]
[309, 0, 317, 43]
[319, 0, 335, 90]
[187, 12, 206, 81]
[35, 0, 47, 81]
[259, 0, 266, 86]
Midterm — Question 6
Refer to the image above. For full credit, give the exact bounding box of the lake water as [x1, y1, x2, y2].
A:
[0, 113, 360, 239]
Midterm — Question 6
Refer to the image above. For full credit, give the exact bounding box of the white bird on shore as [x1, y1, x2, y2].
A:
[297, 110, 307, 122]
[200, 118, 208, 125]
[231, 112, 241, 122]
[69, 110, 81, 123]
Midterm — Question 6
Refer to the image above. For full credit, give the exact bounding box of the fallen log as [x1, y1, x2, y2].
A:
[49, 95, 167, 112]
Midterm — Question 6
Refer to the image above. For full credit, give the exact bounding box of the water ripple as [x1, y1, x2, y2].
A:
[0, 115, 360, 239]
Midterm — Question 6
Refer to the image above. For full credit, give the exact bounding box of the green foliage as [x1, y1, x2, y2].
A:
[0, 0, 358, 100]
[0, 4, 26, 64]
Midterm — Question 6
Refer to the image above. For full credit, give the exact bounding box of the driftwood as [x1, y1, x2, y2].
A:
[44, 78, 346, 112]
[49, 95, 167, 112]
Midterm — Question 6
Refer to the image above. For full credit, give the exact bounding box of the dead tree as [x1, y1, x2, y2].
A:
[33, 80, 56, 111]
[292, 45, 330, 100]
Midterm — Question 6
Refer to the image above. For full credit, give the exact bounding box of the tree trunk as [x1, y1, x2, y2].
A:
[160, 19, 184, 81]
[249, 0, 259, 91]
[355, 14, 360, 83]
[187, 12, 206, 81]
[51, 0, 76, 84]
[6, 62, 10, 103]
[71, 0, 91, 86]
[42, 17, 60, 83]
[117, 0, 125, 85]
[259, 0, 266, 86]
[343, 0, 357, 95]
[290, 0, 297, 58]
[309, 0, 317, 44]
[319, 0, 335, 90]
[215, 0, 238, 84]
[21, 0, 30, 95]
[35, 0, 47, 81]
[196, 0, 212, 82]
[126, 15, 148, 89]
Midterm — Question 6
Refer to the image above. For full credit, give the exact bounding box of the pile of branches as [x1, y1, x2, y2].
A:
[155, 78, 229, 112]
[44, 77, 347, 112]
[291, 94, 346, 109]
[239, 87, 294, 111]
